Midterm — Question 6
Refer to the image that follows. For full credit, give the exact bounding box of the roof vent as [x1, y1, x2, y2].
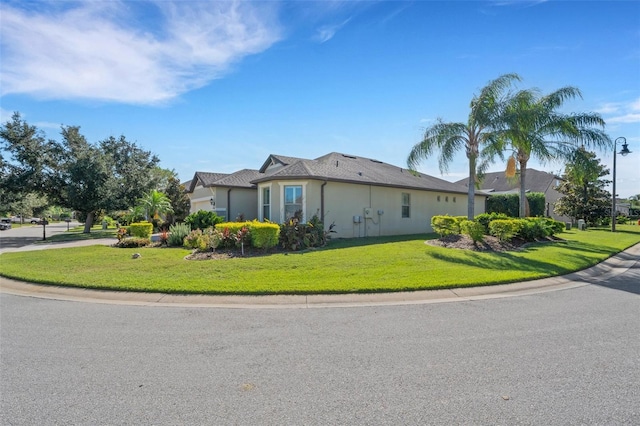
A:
[358, 172, 362, 176]
[342, 154, 356, 159]
[370, 159, 383, 164]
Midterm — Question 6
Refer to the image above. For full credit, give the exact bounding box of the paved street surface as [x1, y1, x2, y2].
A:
[0, 221, 82, 252]
[1, 256, 639, 425]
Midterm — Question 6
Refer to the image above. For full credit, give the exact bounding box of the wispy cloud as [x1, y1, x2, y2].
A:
[0, 1, 281, 105]
[600, 97, 640, 124]
[313, 18, 352, 43]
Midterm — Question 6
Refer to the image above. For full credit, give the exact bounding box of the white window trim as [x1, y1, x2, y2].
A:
[258, 183, 273, 221]
[280, 181, 307, 223]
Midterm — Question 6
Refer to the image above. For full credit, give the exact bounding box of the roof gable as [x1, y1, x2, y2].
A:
[187, 172, 230, 192]
[258, 154, 309, 174]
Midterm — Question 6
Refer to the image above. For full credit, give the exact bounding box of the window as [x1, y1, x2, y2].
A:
[284, 185, 303, 220]
[262, 187, 270, 220]
[402, 192, 410, 218]
[453, 196, 456, 203]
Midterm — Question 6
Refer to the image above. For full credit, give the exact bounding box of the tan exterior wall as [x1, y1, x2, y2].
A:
[258, 179, 487, 238]
[189, 186, 216, 213]
[188, 186, 256, 221]
[227, 188, 258, 221]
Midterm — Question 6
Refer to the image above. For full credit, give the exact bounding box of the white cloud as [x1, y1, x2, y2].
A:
[0, 1, 281, 105]
[595, 102, 621, 114]
[606, 113, 640, 124]
[313, 18, 351, 43]
[602, 97, 640, 124]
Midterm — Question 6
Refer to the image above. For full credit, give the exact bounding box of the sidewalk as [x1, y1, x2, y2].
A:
[1, 240, 638, 309]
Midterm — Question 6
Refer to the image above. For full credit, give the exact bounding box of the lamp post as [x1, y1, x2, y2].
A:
[612, 137, 631, 232]
[210, 197, 215, 211]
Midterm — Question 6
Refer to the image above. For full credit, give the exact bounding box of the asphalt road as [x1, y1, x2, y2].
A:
[1, 262, 639, 425]
[0, 221, 82, 251]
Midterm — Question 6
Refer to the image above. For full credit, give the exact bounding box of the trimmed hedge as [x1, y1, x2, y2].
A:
[128, 221, 153, 239]
[486, 192, 545, 217]
[115, 237, 150, 248]
[489, 219, 521, 242]
[460, 220, 484, 243]
[247, 221, 280, 249]
[431, 215, 460, 237]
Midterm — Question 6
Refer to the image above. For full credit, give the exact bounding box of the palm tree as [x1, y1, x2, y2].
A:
[138, 189, 173, 222]
[498, 86, 610, 217]
[407, 73, 521, 219]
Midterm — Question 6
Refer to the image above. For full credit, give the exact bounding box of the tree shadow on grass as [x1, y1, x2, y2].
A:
[426, 240, 626, 277]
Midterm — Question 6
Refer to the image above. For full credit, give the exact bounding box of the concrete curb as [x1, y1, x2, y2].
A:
[1, 242, 638, 309]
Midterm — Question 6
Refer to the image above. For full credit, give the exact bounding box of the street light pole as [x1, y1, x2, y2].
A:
[612, 137, 632, 232]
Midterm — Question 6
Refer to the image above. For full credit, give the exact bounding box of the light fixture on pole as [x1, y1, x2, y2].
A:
[612, 137, 631, 232]
[210, 197, 215, 211]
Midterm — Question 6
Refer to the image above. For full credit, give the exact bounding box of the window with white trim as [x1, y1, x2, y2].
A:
[284, 185, 303, 220]
[401, 192, 410, 218]
[262, 187, 271, 220]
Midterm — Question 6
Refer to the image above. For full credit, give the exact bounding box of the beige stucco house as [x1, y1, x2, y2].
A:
[186, 152, 487, 238]
[186, 169, 262, 221]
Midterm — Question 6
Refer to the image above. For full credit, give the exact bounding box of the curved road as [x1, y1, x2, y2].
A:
[0, 220, 82, 252]
[1, 241, 639, 424]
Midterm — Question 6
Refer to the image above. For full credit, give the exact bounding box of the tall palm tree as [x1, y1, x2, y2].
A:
[407, 73, 521, 219]
[498, 86, 610, 217]
[138, 189, 173, 222]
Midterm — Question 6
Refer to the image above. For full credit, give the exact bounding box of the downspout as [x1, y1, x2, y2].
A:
[227, 188, 232, 221]
[321, 181, 328, 223]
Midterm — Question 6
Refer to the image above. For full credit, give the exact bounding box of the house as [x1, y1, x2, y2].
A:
[186, 169, 262, 221]
[186, 152, 487, 238]
[456, 168, 570, 222]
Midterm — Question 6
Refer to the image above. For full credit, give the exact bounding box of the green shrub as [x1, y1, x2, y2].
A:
[249, 220, 280, 249]
[475, 212, 509, 234]
[115, 237, 150, 248]
[527, 193, 546, 217]
[168, 222, 191, 247]
[518, 218, 548, 241]
[489, 219, 520, 242]
[216, 222, 251, 249]
[184, 210, 224, 231]
[431, 215, 460, 237]
[486, 192, 545, 217]
[516, 217, 566, 241]
[279, 214, 329, 251]
[129, 221, 153, 238]
[102, 216, 116, 227]
[549, 219, 566, 235]
[460, 220, 485, 243]
[184, 229, 206, 250]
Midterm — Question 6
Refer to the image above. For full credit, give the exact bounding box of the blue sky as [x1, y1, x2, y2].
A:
[1, 0, 639, 197]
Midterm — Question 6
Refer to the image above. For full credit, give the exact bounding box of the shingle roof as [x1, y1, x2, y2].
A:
[186, 170, 260, 192]
[187, 172, 230, 192]
[259, 154, 309, 173]
[252, 152, 473, 194]
[456, 169, 561, 194]
[213, 169, 262, 189]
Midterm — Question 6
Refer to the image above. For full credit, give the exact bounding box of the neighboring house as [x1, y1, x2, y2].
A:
[456, 168, 570, 222]
[186, 169, 262, 221]
[186, 152, 486, 238]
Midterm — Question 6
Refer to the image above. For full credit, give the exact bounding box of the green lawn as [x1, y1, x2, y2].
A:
[1, 226, 639, 295]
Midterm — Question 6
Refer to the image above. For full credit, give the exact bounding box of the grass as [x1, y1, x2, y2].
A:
[1, 226, 639, 295]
